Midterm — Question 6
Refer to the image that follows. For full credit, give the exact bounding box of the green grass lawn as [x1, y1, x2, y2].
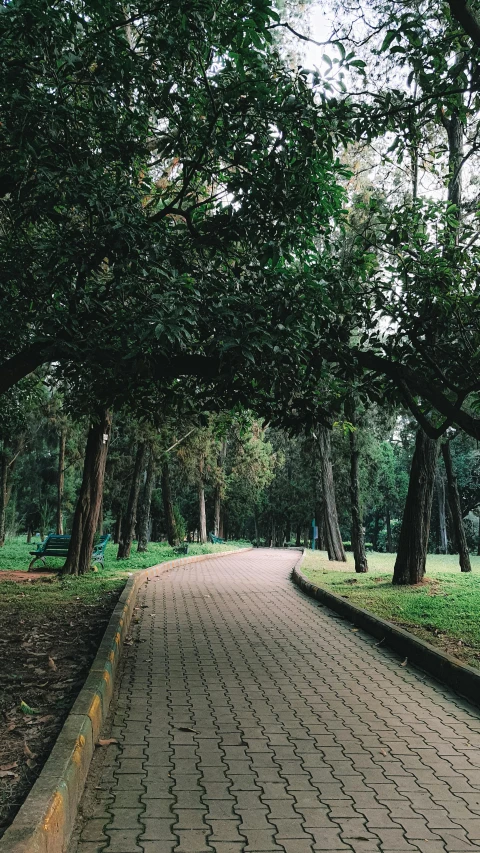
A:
[0, 536, 250, 612]
[302, 550, 480, 669]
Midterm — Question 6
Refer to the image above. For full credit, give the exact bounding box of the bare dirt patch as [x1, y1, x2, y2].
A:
[0, 586, 122, 838]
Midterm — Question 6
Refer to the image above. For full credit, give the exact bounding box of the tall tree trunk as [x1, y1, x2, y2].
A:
[114, 512, 122, 544]
[393, 430, 439, 585]
[26, 527, 32, 544]
[56, 429, 66, 535]
[161, 458, 179, 546]
[198, 455, 207, 544]
[442, 441, 471, 572]
[0, 452, 8, 547]
[436, 468, 448, 554]
[385, 506, 393, 553]
[316, 425, 346, 562]
[97, 497, 104, 535]
[346, 398, 368, 573]
[137, 447, 156, 553]
[478, 515, 480, 557]
[63, 410, 112, 575]
[117, 442, 147, 559]
[213, 485, 221, 537]
[372, 510, 380, 551]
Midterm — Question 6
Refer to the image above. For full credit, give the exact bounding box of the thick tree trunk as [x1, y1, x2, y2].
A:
[393, 430, 439, 585]
[63, 410, 112, 575]
[436, 468, 448, 554]
[346, 398, 368, 573]
[137, 447, 156, 552]
[198, 455, 207, 544]
[442, 441, 471, 572]
[117, 442, 147, 559]
[219, 511, 225, 539]
[26, 527, 32, 544]
[316, 426, 346, 562]
[0, 452, 8, 547]
[161, 459, 179, 546]
[385, 507, 393, 553]
[56, 429, 66, 535]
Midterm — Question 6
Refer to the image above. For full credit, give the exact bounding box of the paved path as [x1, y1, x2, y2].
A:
[70, 549, 480, 853]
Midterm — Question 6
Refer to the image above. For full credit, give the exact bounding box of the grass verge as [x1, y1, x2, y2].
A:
[302, 550, 480, 670]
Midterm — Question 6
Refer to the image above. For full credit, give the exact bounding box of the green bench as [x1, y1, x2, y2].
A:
[29, 533, 110, 571]
[173, 543, 189, 556]
[209, 532, 225, 544]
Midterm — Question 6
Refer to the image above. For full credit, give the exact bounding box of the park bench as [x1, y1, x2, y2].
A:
[173, 543, 189, 556]
[209, 532, 225, 544]
[28, 533, 110, 571]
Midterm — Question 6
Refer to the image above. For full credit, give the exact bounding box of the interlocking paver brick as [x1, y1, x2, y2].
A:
[68, 550, 480, 853]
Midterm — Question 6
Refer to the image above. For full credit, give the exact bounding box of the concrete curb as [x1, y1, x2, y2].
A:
[292, 561, 480, 710]
[0, 547, 252, 853]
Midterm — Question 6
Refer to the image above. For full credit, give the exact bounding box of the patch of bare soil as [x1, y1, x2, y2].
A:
[0, 572, 57, 583]
[0, 588, 122, 838]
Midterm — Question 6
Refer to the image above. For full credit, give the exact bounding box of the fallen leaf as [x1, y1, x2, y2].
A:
[48, 657, 57, 671]
[351, 628, 359, 632]
[0, 762, 17, 772]
[7, 723, 16, 732]
[0, 770, 16, 778]
[401, 657, 408, 667]
[36, 715, 55, 724]
[24, 742, 36, 760]
[26, 758, 37, 768]
[178, 727, 197, 733]
[20, 700, 40, 715]
[380, 749, 387, 756]
[96, 738, 119, 747]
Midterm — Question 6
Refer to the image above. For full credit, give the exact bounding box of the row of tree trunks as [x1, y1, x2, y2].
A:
[117, 441, 147, 559]
[161, 458, 179, 546]
[63, 409, 112, 576]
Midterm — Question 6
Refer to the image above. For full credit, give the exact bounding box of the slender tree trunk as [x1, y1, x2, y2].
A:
[214, 485, 221, 537]
[161, 458, 179, 546]
[295, 525, 301, 547]
[0, 452, 8, 547]
[26, 527, 32, 544]
[372, 510, 380, 551]
[117, 442, 147, 559]
[219, 510, 225, 539]
[346, 398, 368, 573]
[97, 497, 104, 535]
[137, 447, 156, 552]
[442, 441, 471, 572]
[63, 410, 112, 575]
[56, 429, 66, 535]
[316, 425, 346, 562]
[478, 515, 480, 557]
[114, 512, 122, 544]
[436, 468, 448, 554]
[385, 507, 393, 553]
[198, 455, 207, 544]
[393, 430, 439, 585]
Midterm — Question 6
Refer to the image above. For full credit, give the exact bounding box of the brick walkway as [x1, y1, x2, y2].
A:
[70, 549, 480, 853]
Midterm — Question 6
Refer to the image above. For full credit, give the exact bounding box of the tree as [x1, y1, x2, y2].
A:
[63, 409, 112, 575]
[442, 440, 472, 571]
[393, 430, 439, 585]
[315, 426, 346, 562]
[345, 398, 368, 573]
